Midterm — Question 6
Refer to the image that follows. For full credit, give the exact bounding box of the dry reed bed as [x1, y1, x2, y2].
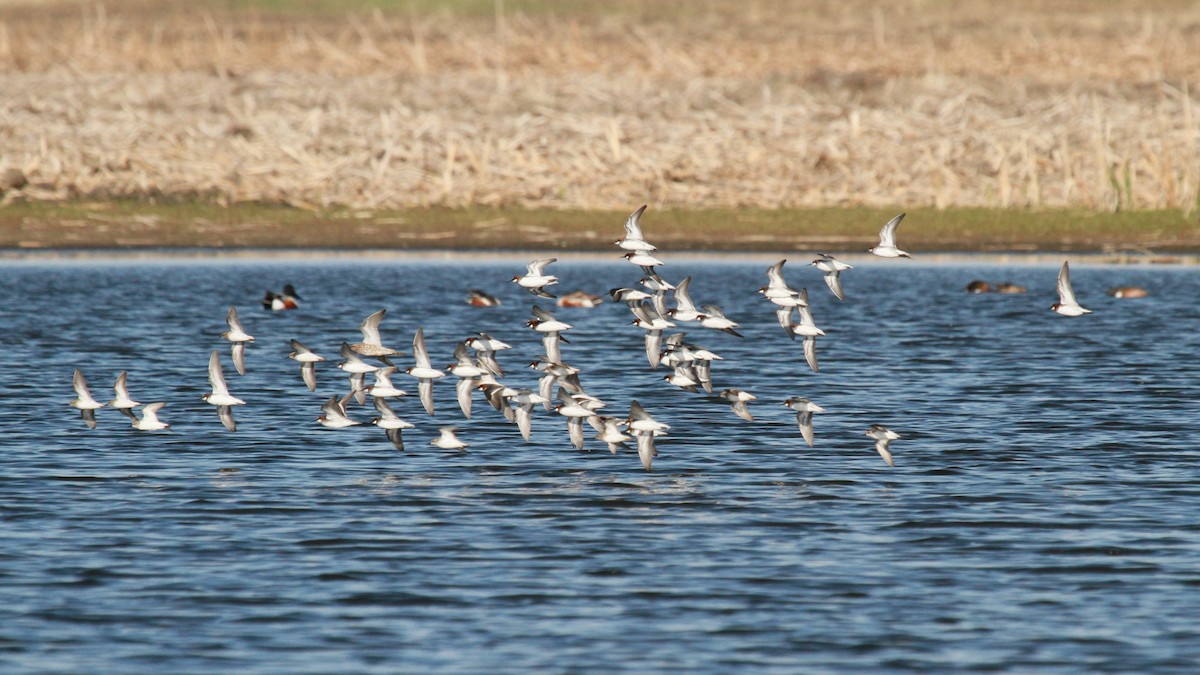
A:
[1, 0, 1199, 213]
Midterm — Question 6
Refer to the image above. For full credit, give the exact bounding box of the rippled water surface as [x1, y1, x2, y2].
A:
[2, 255, 1199, 672]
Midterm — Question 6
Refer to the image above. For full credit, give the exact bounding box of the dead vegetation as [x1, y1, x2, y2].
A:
[1, 0, 1199, 214]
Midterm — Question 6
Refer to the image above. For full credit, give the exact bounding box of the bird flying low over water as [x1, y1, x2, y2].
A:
[1051, 261, 1092, 316]
[132, 402, 170, 431]
[865, 425, 901, 467]
[868, 213, 911, 258]
[352, 309, 403, 358]
[69, 369, 105, 429]
[667, 276, 703, 323]
[338, 342, 379, 404]
[202, 350, 245, 432]
[366, 366, 408, 399]
[624, 249, 666, 269]
[222, 306, 255, 375]
[699, 305, 743, 337]
[513, 258, 559, 299]
[719, 388, 758, 422]
[783, 397, 825, 447]
[406, 327, 446, 415]
[372, 397, 414, 450]
[527, 305, 573, 364]
[810, 253, 852, 301]
[317, 392, 360, 429]
[615, 204, 656, 251]
[108, 371, 141, 420]
[432, 426, 469, 451]
[288, 339, 325, 392]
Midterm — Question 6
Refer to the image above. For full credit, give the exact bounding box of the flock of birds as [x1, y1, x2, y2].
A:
[67, 207, 1112, 471]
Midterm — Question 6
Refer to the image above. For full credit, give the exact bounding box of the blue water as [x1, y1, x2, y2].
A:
[2, 255, 1199, 672]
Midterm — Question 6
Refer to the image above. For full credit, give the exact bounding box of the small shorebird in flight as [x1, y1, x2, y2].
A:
[615, 204, 656, 251]
[406, 327, 446, 415]
[288, 339, 325, 392]
[69, 368, 105, 429]
[865, 424, 901, 467]
[222, 306, 255, 375]
[131, 402, 170, 431]
[351, 309, 403, 358]
[108, 371, 141, 420]
[513, 258, 559, 299]
[868, 213, 911, 258]
[1051, 261, 1092, 316]
[783, 397, 825, 447]
[810, 253, 852, 300]
[202, 350, 246, 432]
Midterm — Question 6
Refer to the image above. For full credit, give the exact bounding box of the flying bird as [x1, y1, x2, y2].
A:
[69, 368, 105, 429]
[431, 426, 469, 451]
[513, 258, 559, 299]
[316, 392, 361, 429]
[719, 388, 757, 422]
[351, 309, 403, 358]
[202, 350, 246, 432]
[783, 397, 825, 447]
[868, 213, 911, 258]
[108, 371, 141, 420]
[372, 397, 414, 450]
[406, 327, 446, 415]
[131, 402, 170, 431]
[222, 306, 255, 375]
[865, 424, 901, 467]
[810, 253, 852, 301]
[1051, 261, 1092, 316]
[615, 204, 656, 251]
[288, 339, 325, 392]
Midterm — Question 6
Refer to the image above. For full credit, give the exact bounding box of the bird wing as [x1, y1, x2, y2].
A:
[527, 257, 557, 276]
[674, 276, 696, 312]
[797, 411, 815, 447]
[413, 327, 432, 369]
[231, 343, 247, 376]
[73, 368, 93, 400]
[218, 405, 237, 432]
[803, 336, 819, 373]
[301, 362, 317, 391]
[824, 270, 845, 301]
[515, 406, 532, 441]
[644, 331, 662, 368]
[359, 309, 386, 346]
[419, 379, 435, 415]
[766, 259, 787, 286]
[878, 213, 905, 248]
[385, 427, 406, 451]
[874, 439, 895, 467]
[636, 433, 656, 471]
[113, 371, 130, 400]
[1057, 261, 1078, 305]
[731, 400, 754, 422]
[373, 396, 397, 419]
[208, 350, 230, 395]
[624, 204, 648, 240]
[226, 306, 245, 333]
[567, 416, 584, 449]
[456, 377, 475, 419]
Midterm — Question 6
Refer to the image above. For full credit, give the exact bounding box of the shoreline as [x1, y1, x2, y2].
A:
[2, 247, 1195, 266]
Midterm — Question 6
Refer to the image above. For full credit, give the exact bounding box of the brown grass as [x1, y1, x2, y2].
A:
[1, 0, 1200, 215]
